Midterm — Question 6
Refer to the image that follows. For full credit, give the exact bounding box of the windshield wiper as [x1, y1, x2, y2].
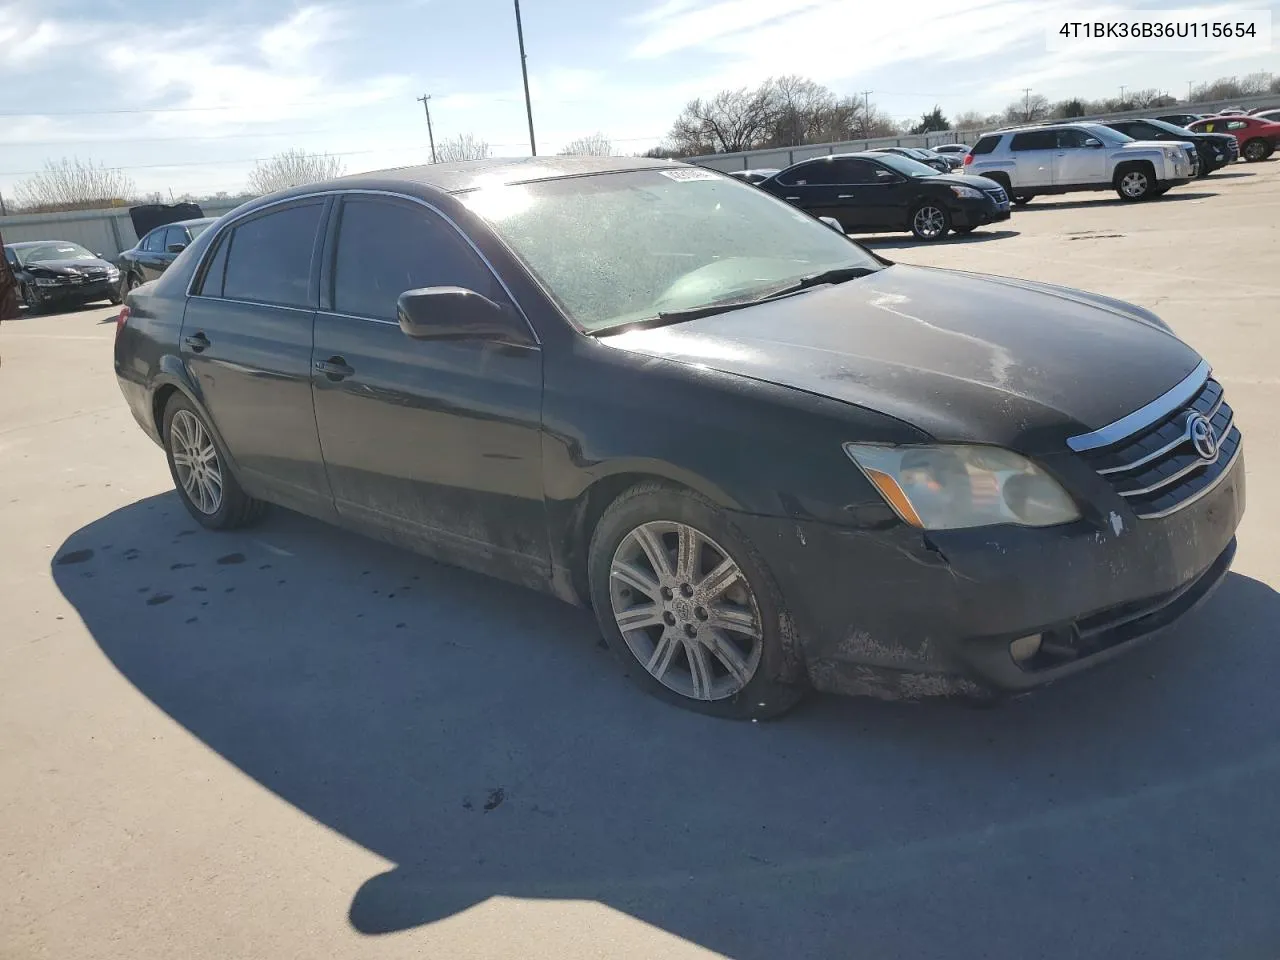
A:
[589, 265, 880, 336]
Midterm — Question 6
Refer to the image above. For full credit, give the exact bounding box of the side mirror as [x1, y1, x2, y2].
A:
[818, 217, 844, 233]
[166, 243, 187, 254]
[397, 286, 523, 343]
[1085, 140, 1103, 149]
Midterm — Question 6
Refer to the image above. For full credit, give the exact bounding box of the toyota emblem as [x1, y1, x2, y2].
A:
[1187, 413, 1218, 461]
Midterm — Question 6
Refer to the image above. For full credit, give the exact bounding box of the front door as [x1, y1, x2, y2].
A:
[179, 198, 335, 518]
[1010, 130, 1057, 188]
[823, 157, 897, 231]
[310, 195, 548, 579]
[1053, 128, 1107, 186]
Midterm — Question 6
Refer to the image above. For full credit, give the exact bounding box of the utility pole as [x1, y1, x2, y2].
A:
[1119, 84, 1127, 103]
[513, 0, 537, 156]
[1187, 80, 1194, 102]
[1023, 87, 1032, 119]
[417, 94, 438, 163]
[0, 190, 7, 218]
[861, 90, 873, 114]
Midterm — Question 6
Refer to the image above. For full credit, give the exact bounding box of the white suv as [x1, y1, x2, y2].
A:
[963, 122, 1195, 203]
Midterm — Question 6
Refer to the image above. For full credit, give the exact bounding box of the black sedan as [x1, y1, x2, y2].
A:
[114, 157, 1243, 719]
[4, 241, 122, 312]
[757, 151, 1011, 240]
[1103, 118, 1238, 175]
[869, 146, 953, 172]
[117, 217, 216, 295]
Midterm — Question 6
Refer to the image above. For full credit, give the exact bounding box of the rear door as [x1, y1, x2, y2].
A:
[1009, 130, 1057, 188]
[767, 160, 840, 219]
[180, 199, 335, 518]
[1053, 128, 1107, 185]
[135, 228, 169, 281]
[310, 194, 547, 577]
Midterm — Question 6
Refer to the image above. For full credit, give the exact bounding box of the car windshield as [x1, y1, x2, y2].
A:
[1144, 118, 1194, 134]
[871, 153, 939, 178]
[460, 168, 883, 333]
[16, 242, 96, 264]
[1083, 124, 1131, 145]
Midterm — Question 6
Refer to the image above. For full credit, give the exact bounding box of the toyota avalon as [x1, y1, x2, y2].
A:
[114, 158, 1244, 718]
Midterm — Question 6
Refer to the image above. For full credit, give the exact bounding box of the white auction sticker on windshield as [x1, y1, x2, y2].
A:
[659, 168, 721, 181]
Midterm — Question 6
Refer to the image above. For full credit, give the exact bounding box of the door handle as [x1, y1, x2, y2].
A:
[183, 332, 210, 352]
[785, 196, 800, 201]
[315, 356, 354, 381]
[837, 194, 856, 199]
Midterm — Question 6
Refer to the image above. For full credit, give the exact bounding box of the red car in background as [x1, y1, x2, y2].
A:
[1188, 115, 1280, 162]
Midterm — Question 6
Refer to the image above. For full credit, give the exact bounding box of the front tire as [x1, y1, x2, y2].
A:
[909, 203, 951, 241]
[162, 393, 266, 530]
[19, 282, 42, 314]
[953, 225, 976, 235]
[1115, 165, 1155, 201]
[587, 483, 806, 720]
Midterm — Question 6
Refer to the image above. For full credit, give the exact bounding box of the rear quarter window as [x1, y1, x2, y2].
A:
[969, 135, 1001, 155]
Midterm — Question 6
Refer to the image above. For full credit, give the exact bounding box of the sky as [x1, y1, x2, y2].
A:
[0, 0, 1276, 200]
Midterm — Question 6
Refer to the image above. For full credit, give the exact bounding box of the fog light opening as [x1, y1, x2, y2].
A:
[1009, 633, 1043, 665]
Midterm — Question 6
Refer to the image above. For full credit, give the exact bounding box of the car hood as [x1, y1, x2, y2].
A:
[25, 257, 115, 273]
[600, 264, 1201, 453]
[913, 173, 1003, 190]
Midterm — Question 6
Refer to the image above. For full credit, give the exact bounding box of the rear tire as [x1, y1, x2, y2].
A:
[162, 393, 266, 530]
[1242, 138, 1271, 162]
[586, 483, 806, 720]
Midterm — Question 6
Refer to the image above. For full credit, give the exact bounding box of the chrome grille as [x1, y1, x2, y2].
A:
[983, 184, 1007, 204]
[1073, 371, 1241, 520]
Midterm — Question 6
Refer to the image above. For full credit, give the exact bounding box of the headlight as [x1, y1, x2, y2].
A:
[844, 443, 1081, 530]
[34, 277, 65, 286]
[949, 185, 983, 199]
[106, 268, 120, 278]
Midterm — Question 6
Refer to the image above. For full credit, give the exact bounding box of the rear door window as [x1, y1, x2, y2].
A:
[221, 203, 324, 308]
[1009, 131, 1056, 151]
[330, 197, 499, 322]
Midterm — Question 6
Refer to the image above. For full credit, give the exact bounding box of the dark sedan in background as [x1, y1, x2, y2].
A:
[4, 241, 122, 312]
[868, 146, 954, 172]
[757, 151, 1011, 240]
[117, 217, 216, 295]
[114, 157, 1241, 718]
[1103, 118, 1238, 175]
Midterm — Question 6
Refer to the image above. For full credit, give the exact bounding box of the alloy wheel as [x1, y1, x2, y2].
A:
[20, 283, 38, 309]
[912, 205, 946, 239]
[608, 520, 763, 701]
[1243, 140, 1268, 162]
[1120, 171, 1149, 197]
[170, 409, 224, 515]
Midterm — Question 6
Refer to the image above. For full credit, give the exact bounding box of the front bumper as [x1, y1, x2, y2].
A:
[31, 279, 117, 304]
[950, 197, 1011, 228]
[735, 448, 1245, 701]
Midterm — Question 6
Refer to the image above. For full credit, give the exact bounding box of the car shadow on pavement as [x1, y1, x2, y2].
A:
[52, 494, 1280, 960]
[859, 229, 1019, 249]
[1013, 192, 1218, 212]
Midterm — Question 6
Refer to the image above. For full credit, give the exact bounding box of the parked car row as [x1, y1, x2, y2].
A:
[113, 156, 1246, 717]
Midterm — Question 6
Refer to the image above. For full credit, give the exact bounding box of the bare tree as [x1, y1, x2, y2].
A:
[668, 86, 779, 154]
[13, 157, 136, 213]
[247, 149, 345, 195]
[953, 109, 1000, 130]
[436, 134, 492, 162]
[558, 133, 613, 156]
[1003, 93, 1051, 124]
[766, 75, 837, 146]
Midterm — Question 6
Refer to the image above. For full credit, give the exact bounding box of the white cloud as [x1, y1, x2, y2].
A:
[0, 5, 82, 68]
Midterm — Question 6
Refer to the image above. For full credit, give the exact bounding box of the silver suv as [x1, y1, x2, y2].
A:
[963, 122, 1195, 203]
